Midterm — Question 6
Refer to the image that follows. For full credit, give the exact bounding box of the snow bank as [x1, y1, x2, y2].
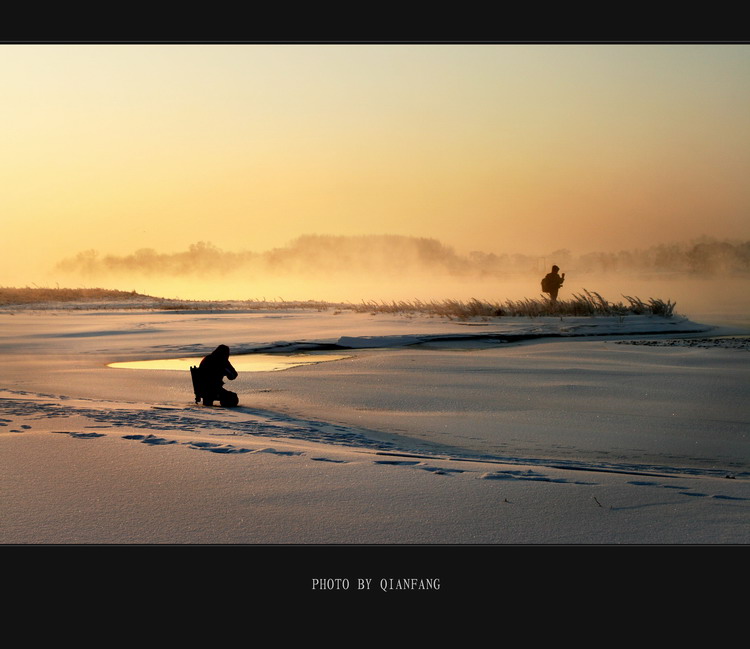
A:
[0, 307, 747, 552]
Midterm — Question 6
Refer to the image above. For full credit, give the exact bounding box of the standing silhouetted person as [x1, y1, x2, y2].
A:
[197, 344, 239, 407]
[541, 265, 565, 303]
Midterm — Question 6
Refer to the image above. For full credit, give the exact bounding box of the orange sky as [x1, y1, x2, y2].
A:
[2, 43, 748, 294]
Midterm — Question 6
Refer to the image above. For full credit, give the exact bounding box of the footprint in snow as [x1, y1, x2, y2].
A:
[6, 424, 33, 432]
[627, 479, 747, 501]
[481, 469, 594, 485]
[374, 460, 421, 466]
[52, 431, 105, 439]
[122, 434, 177, 445]
[252, 448, 303, 456]
[629, 480, 690, 490]
[188, 441, 250, 454]
[419, 466, 465, 475]
[374, 459, 465, 475]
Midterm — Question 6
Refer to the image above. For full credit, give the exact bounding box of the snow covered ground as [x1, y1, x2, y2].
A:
[1, 302, 748, 551]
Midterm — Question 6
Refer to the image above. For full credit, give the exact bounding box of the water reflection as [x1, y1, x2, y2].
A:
[108, 353, 350, 373]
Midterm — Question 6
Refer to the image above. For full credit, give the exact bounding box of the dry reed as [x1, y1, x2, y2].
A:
[1, 286, 676, 318]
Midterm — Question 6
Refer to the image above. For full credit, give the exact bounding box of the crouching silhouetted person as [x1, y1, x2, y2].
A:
[193, 344, 239, 407]
[541, 265, 565, 303]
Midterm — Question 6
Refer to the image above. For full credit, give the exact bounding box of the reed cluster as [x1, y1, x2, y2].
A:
[350, 290, 677, 319]
[1, 286, 676, 319]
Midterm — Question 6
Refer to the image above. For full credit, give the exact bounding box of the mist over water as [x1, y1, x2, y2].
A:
[52, 234, 750, 327]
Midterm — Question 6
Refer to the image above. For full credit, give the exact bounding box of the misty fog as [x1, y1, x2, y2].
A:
[52, 234, 750, 326]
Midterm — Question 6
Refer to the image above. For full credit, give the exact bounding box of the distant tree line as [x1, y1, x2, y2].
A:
[576, 238, 750, 275]
[56, 235, 750, 279]
[469, 238, 750, 276]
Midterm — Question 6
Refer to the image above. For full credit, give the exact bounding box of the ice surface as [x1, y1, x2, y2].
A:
[1, 305, 748, 544]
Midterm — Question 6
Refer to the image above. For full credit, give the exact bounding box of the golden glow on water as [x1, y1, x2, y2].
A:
[108, 353, 350, 372]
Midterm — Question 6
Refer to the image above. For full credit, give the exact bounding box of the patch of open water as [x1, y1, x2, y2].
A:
[108, 352, 350, 372]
